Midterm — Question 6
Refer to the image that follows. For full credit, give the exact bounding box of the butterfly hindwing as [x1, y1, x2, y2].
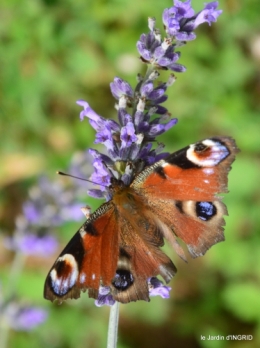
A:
[131, 137, 239, 258]
[109, 191, 177, 303]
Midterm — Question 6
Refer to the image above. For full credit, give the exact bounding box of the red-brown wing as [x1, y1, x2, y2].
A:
[111, 208, 177, 303]
[131, 137, 239, 258]
[44, 202, 119, 302]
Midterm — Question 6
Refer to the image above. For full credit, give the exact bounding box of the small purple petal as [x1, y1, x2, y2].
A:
[110, 77, 134, 99]
[91, 160, 111, 187]
[155, 105, 168, 115]
[87, 189, 107, 199]
[164, 118, 178, 131]
[176, 31, 196, 41]
[95, 287, 116, 307]
[140, 82, 154, 97]
[168, 63, 187, 72]
[173, 0, 195, 19]
[148, 124, 166, 136]
[138, 142, 153, 158]
[137, 41, 152, 61]
[153, 45, 167, 60]
[154, 151, 170, 162]
[149, 277, 171, 299]
[77, 100, 104, 124]
[148, 87, 166, 100]
[107, 119, 121, 132]
[120, 122, 138, 148]
[95, 127, 113, 144]
[153, 94, 168, 104]
[88, 149, 113, 164]
[163, 8, 180, 36]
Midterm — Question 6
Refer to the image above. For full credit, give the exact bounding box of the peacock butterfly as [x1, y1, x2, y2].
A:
[44, 136, 239, 303]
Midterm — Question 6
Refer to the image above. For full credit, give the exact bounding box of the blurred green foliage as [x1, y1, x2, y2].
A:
[0, 0, 260, 347]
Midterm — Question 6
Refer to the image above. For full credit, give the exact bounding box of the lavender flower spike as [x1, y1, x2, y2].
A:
[73, 0, 222, 306]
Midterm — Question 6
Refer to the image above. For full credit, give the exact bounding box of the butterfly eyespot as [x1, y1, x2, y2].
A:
[187, 139, 230, 167]
[50, 254, 79, 296]
[196, 202, 217, 221]
[194, 143, 208, 152]
[112, 269, 134, 291]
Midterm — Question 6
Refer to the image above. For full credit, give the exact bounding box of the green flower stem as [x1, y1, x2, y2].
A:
[107, 301, 120, 348]
[6, 250, 26, 296]
[0, 250, 26, 348]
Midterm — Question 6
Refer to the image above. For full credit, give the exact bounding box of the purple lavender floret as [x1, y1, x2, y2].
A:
[95, 287, 116, 307]
[4, 229, 58, 257]
[24, 176, 84, 226]
[137, 33, 186, 72]
[163, 1, 222, 42]
[139, 0, 222, 69]
[140, 81, 169, 115]
[110, 77, 134, 99]
[6, 304, 48, 331]
[120, 121, 138, 149]
[4, 176, 86, 256]
[148, 277, 171, 299]
[194, 2, 222, 28]
[4, 214, 58, 257]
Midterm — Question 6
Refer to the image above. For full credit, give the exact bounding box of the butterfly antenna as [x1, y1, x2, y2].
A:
[57, 171, 107, 188]
[101, 161, 113, 176]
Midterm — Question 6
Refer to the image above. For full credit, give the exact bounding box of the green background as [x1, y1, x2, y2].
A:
[0, 0, 260, 347]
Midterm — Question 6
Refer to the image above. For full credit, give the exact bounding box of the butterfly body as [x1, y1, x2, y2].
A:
[44, 137, 239, 303]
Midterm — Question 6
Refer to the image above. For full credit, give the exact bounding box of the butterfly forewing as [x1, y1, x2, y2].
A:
[44, 202, 119, 302]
